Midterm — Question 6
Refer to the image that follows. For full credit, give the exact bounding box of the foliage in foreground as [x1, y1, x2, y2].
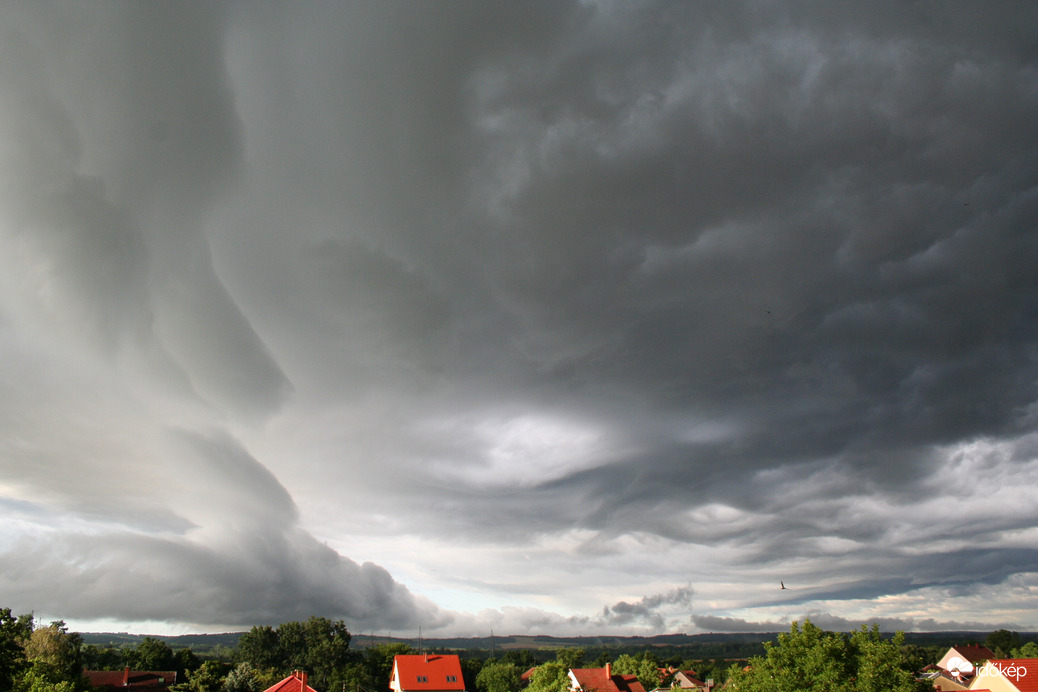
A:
[0, 609, 93, 692]
[726, 619, 929, 692]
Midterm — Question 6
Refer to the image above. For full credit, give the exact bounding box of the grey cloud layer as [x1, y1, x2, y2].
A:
[1, 1, 1037, 634]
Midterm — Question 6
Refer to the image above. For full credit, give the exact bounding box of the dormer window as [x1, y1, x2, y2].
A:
[447, 676, 457, 682]
[418, 676, 428, 683]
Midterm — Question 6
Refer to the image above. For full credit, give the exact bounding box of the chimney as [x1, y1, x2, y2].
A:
[124, 666, 130, 686]
[605, 663, 612, 678]
[300, 671, 308, 690]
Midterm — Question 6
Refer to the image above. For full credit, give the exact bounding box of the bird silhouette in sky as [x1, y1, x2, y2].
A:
[780, 581, 787, 590]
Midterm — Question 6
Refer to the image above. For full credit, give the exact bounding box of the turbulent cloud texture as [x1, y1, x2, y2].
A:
[1, 1, 1038, 635]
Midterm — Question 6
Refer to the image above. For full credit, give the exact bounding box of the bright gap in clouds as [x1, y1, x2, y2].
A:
[419, 412, 609, 487]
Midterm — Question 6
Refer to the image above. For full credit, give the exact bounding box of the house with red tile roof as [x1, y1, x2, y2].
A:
[938, 645, 996, 677]
[263, 670, 318, 692]
[391, 654, 467, 692]
[84, 667, 177, 690]
[668, 670, 713, 691]
[967, 658, 1038, 692]
[569, 663, 646, 692]
[923, 644, 997, 689]
[521, 666, 538, 686]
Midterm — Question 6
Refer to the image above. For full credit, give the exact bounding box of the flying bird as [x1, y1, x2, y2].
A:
[780, 581, 787, 590]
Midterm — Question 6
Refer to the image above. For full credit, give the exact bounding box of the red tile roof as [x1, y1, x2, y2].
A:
[977, 659, 1038, 692]
[570, 668, 646, 692]
[84, 669, 177, 690]
[953, 644, 995, 662]
[392, 655, 467, 691]
[263, 671, 318, 692]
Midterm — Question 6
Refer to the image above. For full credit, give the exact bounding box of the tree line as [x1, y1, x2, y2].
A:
[0, 607, 734, 692]
[2, 605, 1036, 692]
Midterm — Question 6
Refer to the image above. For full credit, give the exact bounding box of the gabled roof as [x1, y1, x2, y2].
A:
[569, 667, 646, 692]
[392, 654, 467, 691]
[84, 669, 177, 690]
[977, 659, 1038, 692]
[952, 644, 995, 662]
[672, 671, 706, 688]
[937, 644, 995, 678]
[264, 671, 318, 692]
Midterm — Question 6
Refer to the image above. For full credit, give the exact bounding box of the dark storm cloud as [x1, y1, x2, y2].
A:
[601, 587, 694, 629]
[0, 1, 290, 416]
[2, 1, 1038, 634]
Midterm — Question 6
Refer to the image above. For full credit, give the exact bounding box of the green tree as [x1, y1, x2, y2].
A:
[612, 653, 661, 691]
[986, 629, 1021, 658]
[690, 661, 726, 687]
[846, 626, 919, 692]
[12, 664, 79, 692]
[462, 656, 485, 692]
[126, 637, 177, 671]
[276, 616, 354, 690]
[23, 621, 83, 681]
[899, 645, 941, 676]
[726, 620, 924, 692]
[171, 659, 226, 692]
[234, 617, 354, 690]
[224, 662, 262, 692]
[727, 620, 850, 692]
[500, 650, 537, 671]
[251, 666, 284, 690]
[235, 626, 281, 670]
[525, 662, 570, 692]
[0, 608, 33, 690]
[1011, 641, 1038, 658]
[334, 661, 376, 692]
[364, 642, 414, 690]
[81, 644, 124, 670]
[556, 648, 585, 670]
[175, 647, 201, 679]
[476, 661, 523, 692]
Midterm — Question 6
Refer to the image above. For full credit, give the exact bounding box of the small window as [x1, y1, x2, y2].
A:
[418, 676, 428, 683]
[447, 676, 457, 683]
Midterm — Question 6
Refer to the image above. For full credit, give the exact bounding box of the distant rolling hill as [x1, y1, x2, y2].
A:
[79, 631, 244, 653]
[78, 629, 1029, 659]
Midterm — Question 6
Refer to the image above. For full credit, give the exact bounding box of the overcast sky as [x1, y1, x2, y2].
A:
[2, 1, 1038, 638]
